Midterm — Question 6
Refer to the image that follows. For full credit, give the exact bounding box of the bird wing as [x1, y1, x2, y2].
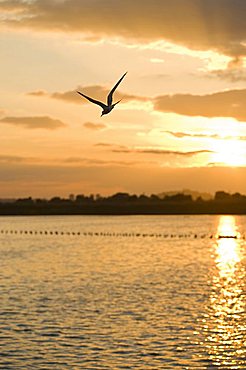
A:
[107, 72, 127, 106]
[77, 91, 107, 109]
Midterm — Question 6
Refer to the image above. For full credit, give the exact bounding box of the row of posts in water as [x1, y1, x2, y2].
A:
[0, 229, 241, 239]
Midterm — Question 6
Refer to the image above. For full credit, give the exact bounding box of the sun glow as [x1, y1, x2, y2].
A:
[211, 139, 246, 166]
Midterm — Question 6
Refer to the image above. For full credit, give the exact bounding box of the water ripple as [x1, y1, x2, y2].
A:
[0, 215, 245, 369]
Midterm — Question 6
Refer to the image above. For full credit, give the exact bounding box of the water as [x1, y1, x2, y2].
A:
[0, 215, 245, 369]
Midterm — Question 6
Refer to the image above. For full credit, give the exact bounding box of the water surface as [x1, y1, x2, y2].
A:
[0, 215, 245, 369]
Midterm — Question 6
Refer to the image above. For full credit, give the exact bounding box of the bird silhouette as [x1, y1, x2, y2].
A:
[77, 72, 127, 116]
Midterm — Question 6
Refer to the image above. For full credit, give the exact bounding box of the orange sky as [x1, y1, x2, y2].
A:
[0, 0, 246, 197]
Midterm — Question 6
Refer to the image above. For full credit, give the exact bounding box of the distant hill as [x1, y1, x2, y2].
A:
[157, 189, 212, 201]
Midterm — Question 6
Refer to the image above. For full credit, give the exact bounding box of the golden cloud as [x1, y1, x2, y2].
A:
[28, 86, 146, 105]
[83, 122, 107, 130]
[1, 162, 246, 198]
[0, 154, 141, 167]
[0, 115, 66, 129]
[164, 131, 220, 139]
[0, 155, 26, 163]
[208, 68, 246, 82]
[27, 85, 246, 122]
[94, 143, 114, 147]
[1, 0, 245, 58]
[154, 89, 246, 122]
[112, 148, 213, 157]
[27, 90, 47, 97]
[164, 131, 246, 140]
[28, 86, 246, 122]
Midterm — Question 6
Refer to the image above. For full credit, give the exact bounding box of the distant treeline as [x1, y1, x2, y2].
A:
[0, 191, 246, 215]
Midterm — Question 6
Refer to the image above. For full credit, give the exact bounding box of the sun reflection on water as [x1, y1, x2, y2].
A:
[203, 216, 246, 368]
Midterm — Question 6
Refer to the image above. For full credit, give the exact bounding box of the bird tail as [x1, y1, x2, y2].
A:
[113, 99, 122, 106]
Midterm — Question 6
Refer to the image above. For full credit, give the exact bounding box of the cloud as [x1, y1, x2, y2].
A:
[83, 122, 107, 130]
[29, 86, 246, 123]
[0, 154, 48, 165]
[112, 147, 213, 157]
[164, 131, 246, 141]
[164, 131, 220, 139]
[0, 115, 66, 129]
[0, 153, 143, 168]
[1, 0, 245, 59]
[0, 0, 26, 12]
[27, 90, 47, 97]
[95, 143, 134, 150]
[62, 157, 140, 166]
[0, 155, 27, 163]
[2, 162, 246, 197]
[154, 89, 246, 122]
[94, 142, 114, 147]
[208, 68, 246, 82]
[28, 86, 147, 105]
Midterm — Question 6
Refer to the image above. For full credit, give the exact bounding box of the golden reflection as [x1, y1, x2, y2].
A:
[204, 216, 245, 368]
[216, 216, 241, 278]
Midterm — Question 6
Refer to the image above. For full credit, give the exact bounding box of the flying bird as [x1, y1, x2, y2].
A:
[77, 72, 127, 116]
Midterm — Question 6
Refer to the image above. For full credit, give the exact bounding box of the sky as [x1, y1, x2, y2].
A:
[0, 0, 246, 197]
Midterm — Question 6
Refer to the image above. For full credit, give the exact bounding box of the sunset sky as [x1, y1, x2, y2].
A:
[1, 0, 246, 197]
